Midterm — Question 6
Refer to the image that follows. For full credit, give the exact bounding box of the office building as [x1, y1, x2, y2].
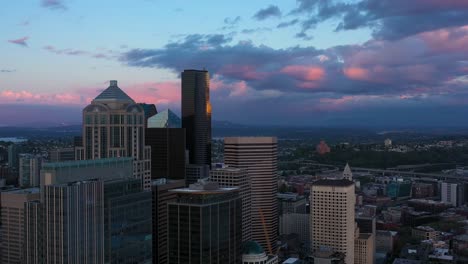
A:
[181, 69, 212, 166]
[186, 163, 210, 184]
[19, 154, 42, 187]
[49, 147, 75, 162]
[441, 182, 464, 207]
[242, 241, 278, 264]
[24, 200, 43, 264]
[43, 180, 105, 264]
[40, 157, 133, 187]
[8, 144, 20, 171]
[278, 192, 306, 214]
[343, 163, 353, 180]
[146, 110, 186, 180]
[151, 178, 186, 264]
[0, 188, 40, 264]
[210, 166, 251, 242]
[354, 233, 374, 264]
[76, 80, 151, 190]
[103, 178, 153, 263]
[310, 179, 355, 264]
[138, 103, 157, 124]
[168, 180, 242, 264]
[224, 137, 278, 253]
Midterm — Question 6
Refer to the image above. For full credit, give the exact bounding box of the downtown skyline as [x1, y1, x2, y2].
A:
[1, 0, 468, 127]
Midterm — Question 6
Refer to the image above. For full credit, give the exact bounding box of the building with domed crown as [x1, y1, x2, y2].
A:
[242, 241, 278, 264]
[76, 80, 151, 190]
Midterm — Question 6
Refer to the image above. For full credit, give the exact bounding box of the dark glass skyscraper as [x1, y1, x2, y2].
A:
[181, 69, 212, 167]
[168, 181, 242, 264]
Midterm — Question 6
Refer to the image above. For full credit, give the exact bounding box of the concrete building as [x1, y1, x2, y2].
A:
[43, 180, 105, 264]
[151, 178, 186, 264]
[310, 179, 355, 264]
[19, 154, 42, 187]
[40, 157, 133, 187]
[412, 226, 440, 241]
[441, 182, 463, 207]
[376, 230, 396, 254]
[343, 163, 353, 180]
[24, 200, 43, 264]
[278, 192, 306, 214]
[0, 188, 40, 264]
[76, 80, 151, 190]
[354, 233, 374, 264]
[210, 166, 252, 242]
[146, 110, 186, 181]
[7, 144, 20, 171]
[278, 193, 309, 244]
[242, 241, 278, 264]
[168, 180, 242, 264]
[48, 147, 75, 162]
[224, 137, 278, 253]
[181, 69, 212, 167]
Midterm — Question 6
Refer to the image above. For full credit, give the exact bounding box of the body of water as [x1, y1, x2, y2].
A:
[0, 137, 27, 143]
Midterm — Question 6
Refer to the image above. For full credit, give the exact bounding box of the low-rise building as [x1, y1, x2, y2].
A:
[412, 226, 440, 241]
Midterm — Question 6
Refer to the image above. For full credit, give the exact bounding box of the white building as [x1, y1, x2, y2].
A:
[441, 182, 459, 207]
[18, 154, 42, 188]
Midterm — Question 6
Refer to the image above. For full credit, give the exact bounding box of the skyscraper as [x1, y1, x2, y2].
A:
[19, 154, 42, 187]
[76, 80, 151, 190]
[310, 179, 355, 264]
[168, 180, 242, 264]
[146, 109, 186, 180]
[0, 188, 40, 264]
[224, 137, 278, 253]
[49, 147, 75, 162]
[151, 178, 186, 264]
[43, 180, 105, 264]
[181, 69, 212, 167]
[210, 166, 252, 242]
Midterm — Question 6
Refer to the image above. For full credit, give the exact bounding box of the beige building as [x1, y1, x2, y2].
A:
[224, 137, 278, 253]
[412, 226, 440, 241]
[355, 232, 374, 264]
[210, 166, 252, 242]
[310, 179, 355, 264]
[76, 80, 151, 190]
[0, 188, 40, 264]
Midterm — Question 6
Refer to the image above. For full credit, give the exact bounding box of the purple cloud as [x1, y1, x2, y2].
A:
[41, 0, 66, 10]
[8, 36, 29, 47]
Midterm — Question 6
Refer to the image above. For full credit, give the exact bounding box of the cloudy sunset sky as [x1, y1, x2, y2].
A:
[1, 0, 468, 127]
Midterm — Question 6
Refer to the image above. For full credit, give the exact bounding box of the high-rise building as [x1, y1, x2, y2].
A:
[242, 241, 279, 264]
[103, 178, 153, 263]
[168, 180, 242, 264]
[186, 163, 210, 184]
[310, 179, 355, 264]
[441, 182, 464, 207]
[342, 163, 353, 180]
[278, 193, 309, 245]
[210, 166, 252, 242]
[224, 137, 278, 253]
[76, 80, 151, 190]
[24, 200, 43, 264]
[146, 110, 186, 180]
[43, 180, 105, 264]
[181, 69, 211, 167]
[19, 154, 42, 187]
[138, 103, 157, 124]
[354, 233, 374, 264]
[151, 178, 186, 264]
[49, 147, 75, 162]
[7, 144, 20, 171]
[0, 188, 40, 264]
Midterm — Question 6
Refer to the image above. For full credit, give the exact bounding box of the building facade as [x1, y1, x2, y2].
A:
[354, 233, 374, 264]
[181, 69, 212, 167]
[146, 110, 186, 180]
[19, 154, 42, 188]
[0, 188, 40, 264]
[210, 166, 252, 242]
[151, 179, 186, 264]
[310, 179, 355, 264]
[49, 147, 75, 162]
[168, 181, 242, 264]
[76, 80, 151, 190]
[224, 137, 278, 253]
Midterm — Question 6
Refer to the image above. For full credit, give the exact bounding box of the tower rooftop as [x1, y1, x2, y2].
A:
[147, 109, 181, 128]
[93, 80, 135, 103]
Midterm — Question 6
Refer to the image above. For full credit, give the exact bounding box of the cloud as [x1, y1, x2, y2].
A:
[1, 69, 16, 73]
[8, 36, 29, 47]
[292, 0, 468, 40]
[253, 5, 282, 20]
[277, 19, 299, 28]
[241, 27, 272, 34]
[43, 45, 116, 60]
[41, 0, 66, 10]
[224, 16, 241, 25]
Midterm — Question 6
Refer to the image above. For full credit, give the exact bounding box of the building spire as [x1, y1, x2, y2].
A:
[343, 163, 353, 180]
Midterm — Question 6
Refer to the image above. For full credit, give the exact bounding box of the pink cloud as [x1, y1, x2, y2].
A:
[8, 36, 29, 47]
[219, 65, 267, 80]
[124, 81, 180, 106]
[419, 26, 468, 54]
[0, 89, 83, 105]
[343, 67, 370, 81]
[280, 65, 325, 82]
[210, 77, 249, 97]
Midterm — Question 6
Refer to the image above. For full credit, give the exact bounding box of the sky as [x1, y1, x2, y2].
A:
[1, 0, 468, 127]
